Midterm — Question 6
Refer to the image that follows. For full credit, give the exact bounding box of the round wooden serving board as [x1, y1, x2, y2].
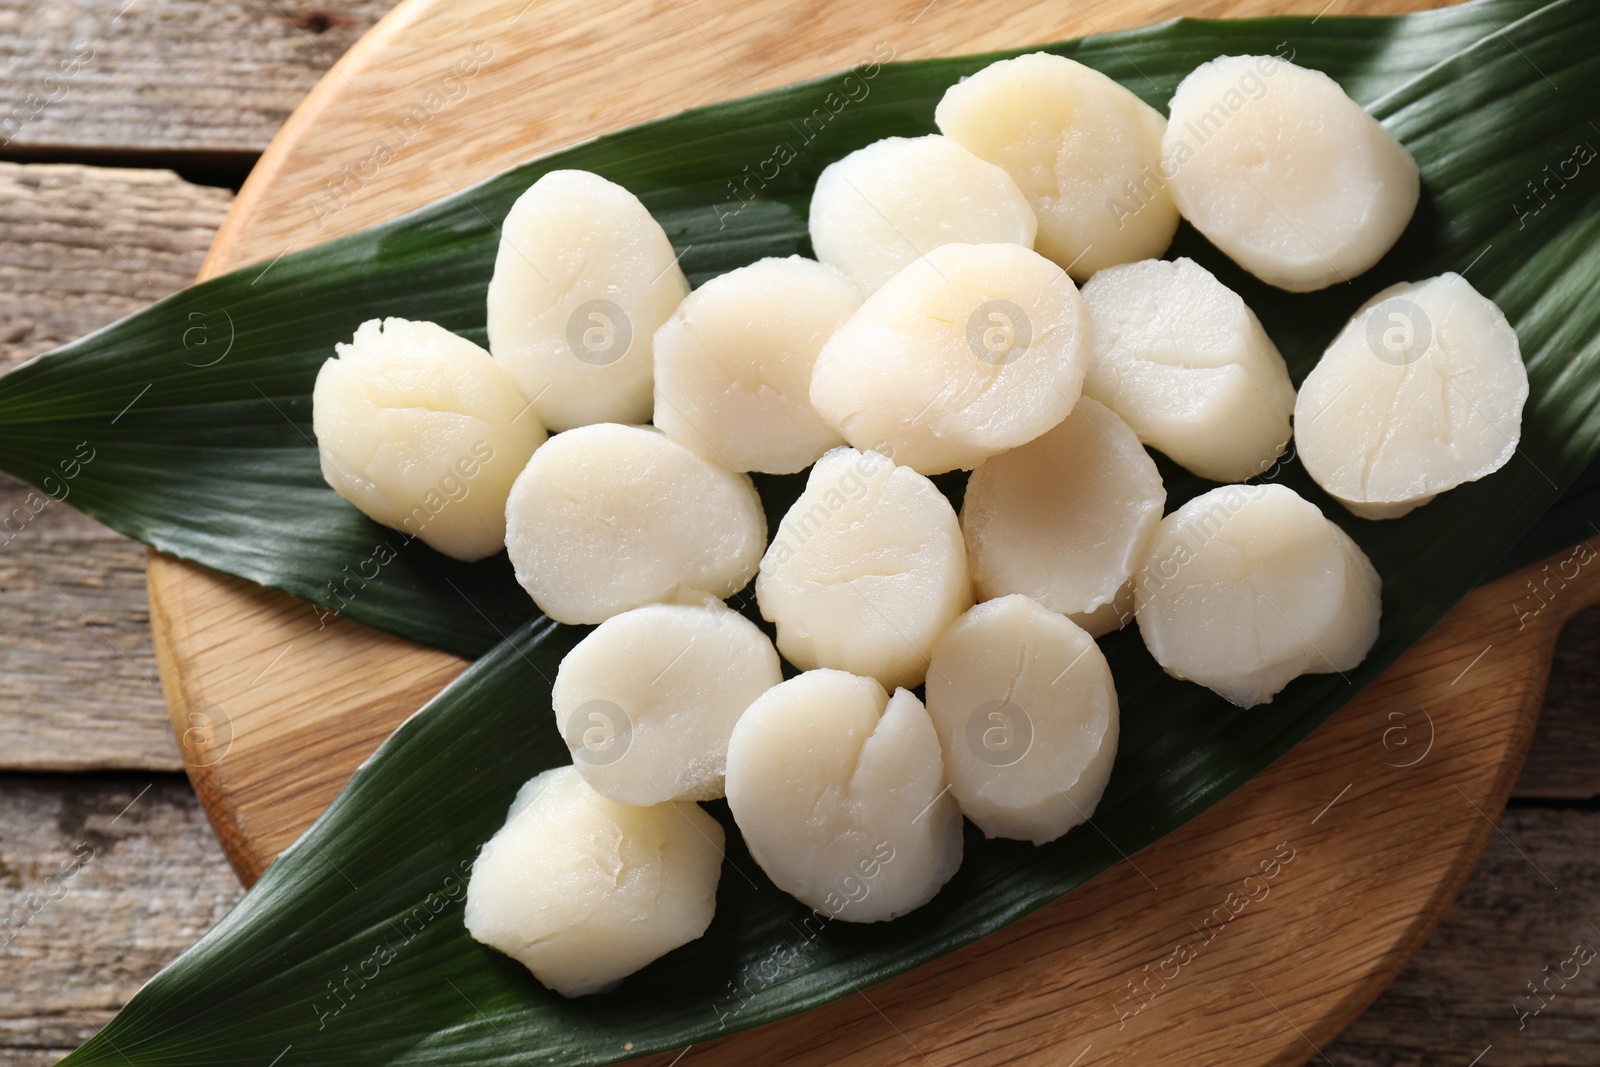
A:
[142, 0, 1597, 1063]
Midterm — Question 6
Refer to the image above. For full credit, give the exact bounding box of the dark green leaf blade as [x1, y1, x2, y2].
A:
[47, 2, 1600, 1066]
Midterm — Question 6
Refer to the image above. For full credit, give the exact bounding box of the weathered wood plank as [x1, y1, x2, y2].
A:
[0, 774, 243, 1066]
[0, 162, 230, 771]
[0, 473, 174, 770]
[0, 1, 392, 160]
[1329, 806, 1600, 1066]
[1522, 606, 1600, 801]
[0, 162, 232, 371]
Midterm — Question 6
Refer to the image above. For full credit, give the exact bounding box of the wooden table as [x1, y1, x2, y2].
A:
[0, 3, 1594, 1065]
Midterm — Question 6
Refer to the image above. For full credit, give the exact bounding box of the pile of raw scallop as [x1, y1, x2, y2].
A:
[310, 52, 1528, 996]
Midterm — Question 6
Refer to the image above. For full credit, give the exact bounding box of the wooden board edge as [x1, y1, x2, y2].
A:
[1293, 567, 1567, 1058]
[145, 547, 261, 883]
[196, 0, 438, 283]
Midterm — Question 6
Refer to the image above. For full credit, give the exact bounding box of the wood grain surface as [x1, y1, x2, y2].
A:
[0, 1, 389, 161]
[127, 0, 1597, 1065]
[0, 0, 1593, 1064]
[0, 162, 231, 771]
[0, 775, 247, 1067]
[0, 163, 232, 372]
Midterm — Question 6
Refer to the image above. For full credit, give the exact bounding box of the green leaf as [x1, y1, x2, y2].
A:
[41, 1, 1600, 1064]
[1494, 451, 1600, 576]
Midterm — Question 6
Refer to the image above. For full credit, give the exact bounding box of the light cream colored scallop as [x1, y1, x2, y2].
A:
[756, 447, 972, 690]
[1295, 272, 1527, 519]
[486, 170, 689, 430]
[312, 317, 545, 562]
[464, 767, 724, 997]
[504, 423, 766, 624]
[1081, 257, 1296, 483]
[1134, 483, 1381, 708]
[936, 52, 1179, 280]
[809, 242, 1091, 475]
[925, 595, 1119, 844]
[551, 599, 782, 804]
[961, 399, 1164, 636]
[1162, 55, 1419, 292]
[725, 669, 962, 923]
[652, 256, 856, 474]
[808, 135, 1037, 293]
